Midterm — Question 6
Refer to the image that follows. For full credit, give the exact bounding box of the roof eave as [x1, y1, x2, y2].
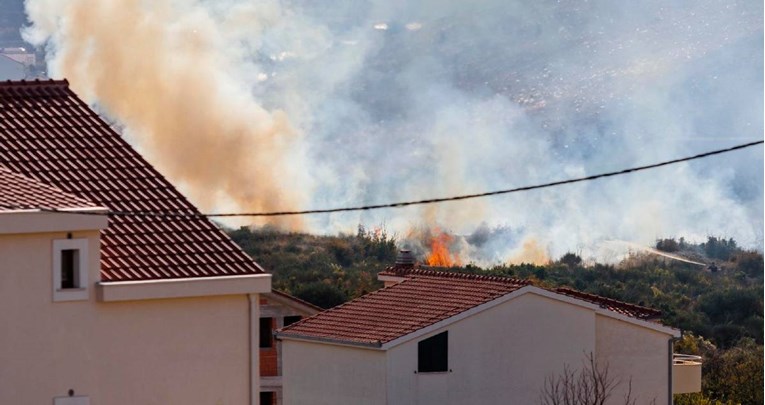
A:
[0, 208, 110, 234]
[275, 332, 383, 349]
[97, 273, 271, 302]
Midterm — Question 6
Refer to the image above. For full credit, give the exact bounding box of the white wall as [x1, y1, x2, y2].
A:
[596, 315, 671, 405]
[0, 230, 252, 404]
[385, 293, 597, 405]
[282, 340, 387, 405]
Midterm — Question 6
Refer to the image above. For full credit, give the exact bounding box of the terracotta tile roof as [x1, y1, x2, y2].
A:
[0, 166, 97, 210]
[277, 268, 530, 346]
[0, 79, 264, 281]
[554, 287, 661, 320]
[383, 266, 662, 320]
[278, 267, 663, 346]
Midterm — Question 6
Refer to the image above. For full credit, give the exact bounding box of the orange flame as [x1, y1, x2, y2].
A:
[426, 228, 462, 267]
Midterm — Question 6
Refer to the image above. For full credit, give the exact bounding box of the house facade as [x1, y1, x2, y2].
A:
[278, 264, 687, 405]
[0, 80, 272, 404]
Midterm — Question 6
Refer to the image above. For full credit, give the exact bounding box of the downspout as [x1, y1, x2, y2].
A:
[249, 293, 261, 405]
[668, 335, 680, 405]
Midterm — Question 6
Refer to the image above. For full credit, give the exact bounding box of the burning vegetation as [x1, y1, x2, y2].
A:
[425, 228, 462, 267]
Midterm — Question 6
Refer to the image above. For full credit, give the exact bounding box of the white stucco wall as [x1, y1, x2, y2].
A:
[0, 230, 253, 404]
[282, 340, 387, 405]
[385, 293, 597, 405]
[596, 315, 671, 405]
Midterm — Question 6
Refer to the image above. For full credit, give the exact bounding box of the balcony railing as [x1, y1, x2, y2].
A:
[673, 354, 702, 394]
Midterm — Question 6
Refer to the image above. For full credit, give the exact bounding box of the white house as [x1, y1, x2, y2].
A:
[277, 259, 699, 405]
[0, 79, 273, 404]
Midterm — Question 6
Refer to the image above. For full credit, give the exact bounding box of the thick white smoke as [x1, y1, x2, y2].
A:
[24, 0, 763, 262]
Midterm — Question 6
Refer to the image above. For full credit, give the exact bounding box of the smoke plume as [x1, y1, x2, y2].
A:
[24, 0, 763, 261]
[23, 0, 311, 229]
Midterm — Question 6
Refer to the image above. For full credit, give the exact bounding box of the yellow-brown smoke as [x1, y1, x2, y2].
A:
[507, 238, 550, 265]
[25, 0, 308, 229]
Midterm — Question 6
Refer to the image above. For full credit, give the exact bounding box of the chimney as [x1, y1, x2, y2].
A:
[379, 249, 415, 287]
[395, 249, 415, 267]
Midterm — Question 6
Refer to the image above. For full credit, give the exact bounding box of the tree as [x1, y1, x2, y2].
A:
[540, 353, 650, 405]
[656, 238, 680, 253]
[294, 282, 347, 309]
[560, 252, 583, 269]
[702, 338, 763, 405]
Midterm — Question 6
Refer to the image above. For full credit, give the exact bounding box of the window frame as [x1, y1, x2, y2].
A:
[52, 239, 89, 302]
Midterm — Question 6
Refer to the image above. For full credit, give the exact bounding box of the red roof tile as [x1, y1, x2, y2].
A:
[0, 79, 264, 281]
[0, 166, 97, 210]
[383, 266, 661, 320]
[278, 267, 662, 346]
[278, 268, 530, 346]
[554, 287, 661, 320]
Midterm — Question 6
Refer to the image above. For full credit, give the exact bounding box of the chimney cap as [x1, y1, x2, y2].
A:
[395, 249, 415, 267]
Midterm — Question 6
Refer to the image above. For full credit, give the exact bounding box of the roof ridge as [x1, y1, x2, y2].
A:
[0, 79, 69, 90]
[380, 265, 530, 286]
[554, 287, 661, 317]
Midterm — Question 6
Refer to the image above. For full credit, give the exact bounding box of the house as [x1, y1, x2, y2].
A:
[277, 253, 700, 405]
[0, 79, 273, 404]
[259, 291, 322, 405]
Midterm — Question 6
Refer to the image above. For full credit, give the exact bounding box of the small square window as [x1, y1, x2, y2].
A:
[417, 331, 448, 373]
[53, 239, 89, 302]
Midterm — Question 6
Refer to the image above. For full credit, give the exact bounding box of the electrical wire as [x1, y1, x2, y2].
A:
[27, 139, 763, 218]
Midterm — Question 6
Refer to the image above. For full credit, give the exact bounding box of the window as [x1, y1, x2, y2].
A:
[260, 317, 274, 348]
[259, 391, 275, 405]
[284, 315, 302, 327]
[417, 331, 448, 373]
[60, 249, 79, 289]
[53, 239, 89, 302]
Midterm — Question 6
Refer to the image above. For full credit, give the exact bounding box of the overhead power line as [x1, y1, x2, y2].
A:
[32, 139, 764, 218]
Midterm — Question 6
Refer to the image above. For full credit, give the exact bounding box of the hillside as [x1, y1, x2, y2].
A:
[228, 226, 763, 404]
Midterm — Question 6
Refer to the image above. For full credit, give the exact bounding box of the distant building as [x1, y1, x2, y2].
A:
[0, 79, 273, 404]
[259, 291, 322, 405]
[277, 257, 701, 405]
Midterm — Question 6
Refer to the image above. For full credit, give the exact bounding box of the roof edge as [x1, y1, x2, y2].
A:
[0, 78, 69, 89]
[266, 290, 324, 312]
[0, 209, 110, 234]
[379, 266, 531, 286]
[97, 273, 271, 301]
[275, 332, 383, 349]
